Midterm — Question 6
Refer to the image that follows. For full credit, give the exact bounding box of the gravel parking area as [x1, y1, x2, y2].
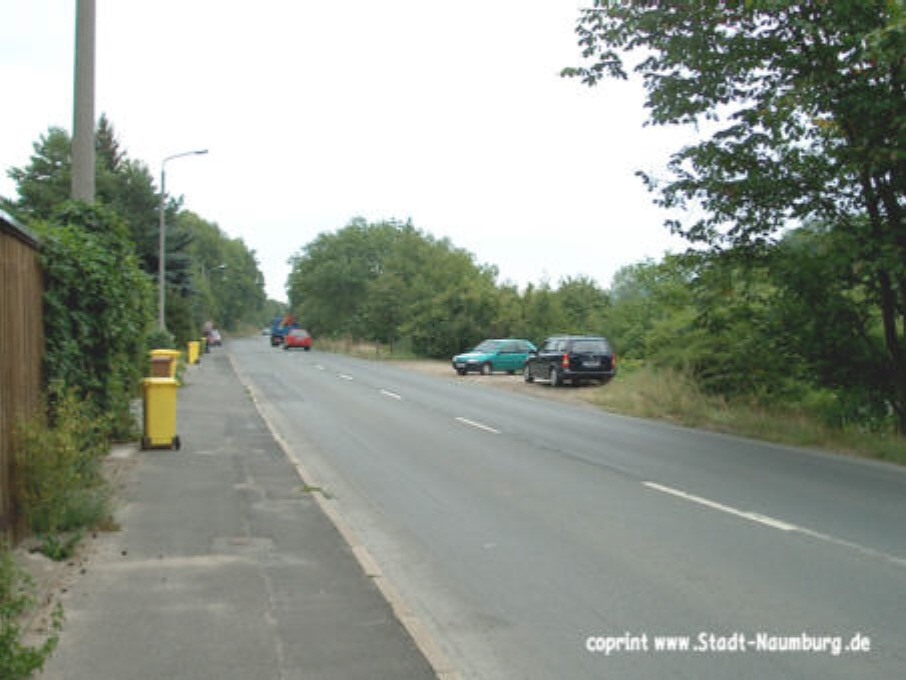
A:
[391, 359, 604, 408]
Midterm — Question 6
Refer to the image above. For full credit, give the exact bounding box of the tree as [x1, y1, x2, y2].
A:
[557, 276, 611, 336]
[7, 121, 266, 342]
[286, 218, 385, 336]
[361, 273, 407, 348]
[769, 223, 893, 426]
[566, 0, 906, 432]
[608, 257, 696, 360]
[7, 121, 192, 289]
[176, 211, 266, 333]
[6, 128, 71, 219]
[518, 282, 568, 344]
[287, 218, 504, 355]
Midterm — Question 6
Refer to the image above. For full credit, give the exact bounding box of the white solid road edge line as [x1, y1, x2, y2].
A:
[643, 480, 906, 567]
[643, 481, 799, 531]
[455, 417, 501, 435]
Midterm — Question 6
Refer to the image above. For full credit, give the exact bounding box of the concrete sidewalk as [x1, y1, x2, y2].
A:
[36, 351, 437, 680]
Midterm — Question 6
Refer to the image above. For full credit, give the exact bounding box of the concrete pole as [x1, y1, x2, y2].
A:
[72, 0, 96, 202]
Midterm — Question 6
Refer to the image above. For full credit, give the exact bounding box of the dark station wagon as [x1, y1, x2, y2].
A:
[524, 335, 616, 387]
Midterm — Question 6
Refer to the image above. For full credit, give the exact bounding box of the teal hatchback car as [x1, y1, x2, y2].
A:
[452, 339, 537, 375]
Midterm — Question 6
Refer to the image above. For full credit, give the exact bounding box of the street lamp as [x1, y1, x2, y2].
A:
[201, 263, 227, 280]
[158, 149, 208, 329]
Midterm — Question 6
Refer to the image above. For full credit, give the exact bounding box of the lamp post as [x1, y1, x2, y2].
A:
[158, 149, 208, 329]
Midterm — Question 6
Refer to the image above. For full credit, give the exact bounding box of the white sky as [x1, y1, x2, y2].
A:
[1, 1, 692, 302]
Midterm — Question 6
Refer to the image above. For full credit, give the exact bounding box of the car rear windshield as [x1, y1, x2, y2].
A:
[570, 339, 610, 354]
[474, 341, 501, 353]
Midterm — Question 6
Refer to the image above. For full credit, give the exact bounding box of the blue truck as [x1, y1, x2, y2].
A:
[270, 315, 299, 347]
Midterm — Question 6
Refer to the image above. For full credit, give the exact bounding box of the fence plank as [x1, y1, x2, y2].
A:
[0, 214, 44, 540]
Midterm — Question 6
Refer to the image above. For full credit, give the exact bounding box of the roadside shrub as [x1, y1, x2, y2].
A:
[594, 363, 725, 426]
[0, 548, 62, 678]
[145, 328, 176, 351]
[14, 389, 113, 560]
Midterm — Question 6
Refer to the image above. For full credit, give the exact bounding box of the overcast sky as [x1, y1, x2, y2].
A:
[1, 1, 693, 302]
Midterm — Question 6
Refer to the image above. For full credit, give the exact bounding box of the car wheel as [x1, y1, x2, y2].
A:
[524, 365, 534, 383]
[481, 362, 492, 376]
[549, 366, 562, 387]
[456, 368, 467, 376]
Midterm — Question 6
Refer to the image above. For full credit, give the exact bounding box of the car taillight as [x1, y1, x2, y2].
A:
[562, 353, 570, 369]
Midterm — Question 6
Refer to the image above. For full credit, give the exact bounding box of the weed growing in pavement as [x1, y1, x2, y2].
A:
[14, 388, 114, 560]
[298, 485, 333, 499]
[0, 548, 62, 679]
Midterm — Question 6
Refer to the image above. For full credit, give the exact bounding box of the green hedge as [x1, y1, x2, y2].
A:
[34, 202, 154, 440]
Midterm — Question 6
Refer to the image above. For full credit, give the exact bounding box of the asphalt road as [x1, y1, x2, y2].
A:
[230, 337, 906, 680]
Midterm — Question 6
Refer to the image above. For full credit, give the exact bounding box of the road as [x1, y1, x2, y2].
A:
[229, 337, 906, 680]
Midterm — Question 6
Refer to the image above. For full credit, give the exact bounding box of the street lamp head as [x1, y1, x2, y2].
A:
[163, 148, 209, 165]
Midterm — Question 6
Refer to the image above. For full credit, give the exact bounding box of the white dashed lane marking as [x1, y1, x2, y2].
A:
[455, 417, 500, 435]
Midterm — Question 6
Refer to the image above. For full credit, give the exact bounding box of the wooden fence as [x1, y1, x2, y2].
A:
[0, 210, 44, 541]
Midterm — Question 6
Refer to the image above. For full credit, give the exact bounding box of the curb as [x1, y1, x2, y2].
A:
[226, 351, 461, 680]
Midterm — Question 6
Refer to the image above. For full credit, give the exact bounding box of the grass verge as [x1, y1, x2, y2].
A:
[315, 337, 420, 361]
[590, 364, 906, 465]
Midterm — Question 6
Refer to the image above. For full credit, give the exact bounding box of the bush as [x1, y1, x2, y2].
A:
[14, 389, 113, 560]
[145, 328, 176, 351]
[35, 202, 154, 441]
[0, 549, 61, 679]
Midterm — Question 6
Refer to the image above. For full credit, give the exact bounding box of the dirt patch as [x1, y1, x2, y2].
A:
[390, 359, 606, 409]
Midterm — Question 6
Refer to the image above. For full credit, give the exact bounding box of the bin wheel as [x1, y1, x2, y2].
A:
[173, 436, 181, 451]
[141, 436, 150, 450]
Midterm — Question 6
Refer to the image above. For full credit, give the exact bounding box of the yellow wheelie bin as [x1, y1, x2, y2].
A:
[141, 377, 180, 450]
[150, 356, 172, 378]
[187, 340, 200, 365]
[149, 349, 181, 378]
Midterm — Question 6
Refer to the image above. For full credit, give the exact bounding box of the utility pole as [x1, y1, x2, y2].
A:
[72, 0, 96, 202]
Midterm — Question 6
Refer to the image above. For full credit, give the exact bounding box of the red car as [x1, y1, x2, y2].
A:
[283, 328, 312, 351]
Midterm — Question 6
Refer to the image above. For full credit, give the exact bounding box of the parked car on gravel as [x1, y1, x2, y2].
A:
[452, 339, 536, 375]
[524, 336, 616, 386]
[283, 328, 312, 351]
